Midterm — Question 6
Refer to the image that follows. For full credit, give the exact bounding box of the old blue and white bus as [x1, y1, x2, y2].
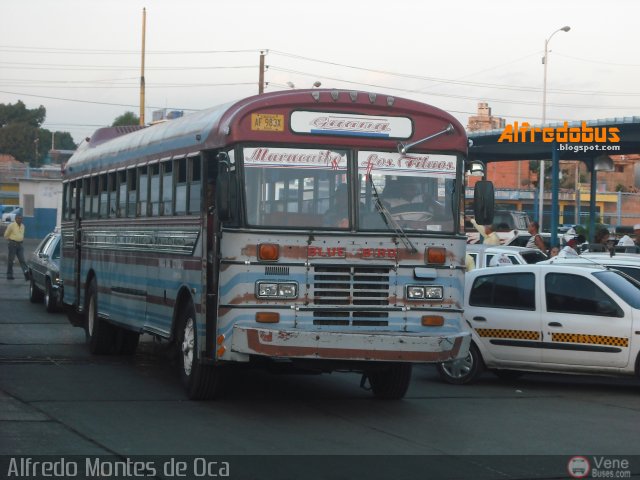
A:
[60, 89, 489, 399]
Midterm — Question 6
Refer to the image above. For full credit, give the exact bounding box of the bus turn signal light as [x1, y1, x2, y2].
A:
[256, 312, 280, 323]
[422, 315, 444, 327]
[258, 243, 279, 261]
[425, 247, 446, 264]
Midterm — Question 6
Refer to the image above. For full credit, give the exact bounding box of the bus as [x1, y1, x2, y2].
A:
[60, 89, 491, 400]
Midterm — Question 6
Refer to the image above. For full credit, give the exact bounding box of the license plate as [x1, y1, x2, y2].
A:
[252, 113, 284, 132]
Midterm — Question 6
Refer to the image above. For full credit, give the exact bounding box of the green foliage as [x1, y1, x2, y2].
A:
[112, 111, 140, 127]
[0, 101, 78, 165]
[0, 122, 39, 163]
[0, 100, 45, 128]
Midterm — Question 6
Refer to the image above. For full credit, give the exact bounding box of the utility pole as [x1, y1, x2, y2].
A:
[258, 50, 265, 94]
[139, 7, 146, 125]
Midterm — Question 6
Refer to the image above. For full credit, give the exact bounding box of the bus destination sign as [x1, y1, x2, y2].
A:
[291, 111, 412, 139]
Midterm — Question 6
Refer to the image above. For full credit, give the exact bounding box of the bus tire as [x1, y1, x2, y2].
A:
[29, 276, 44, 303]
[177, 302, 224, 400]
[367, 363, 412, 400]
[45, 279, 58, 313]
[86, 279, 115, 355]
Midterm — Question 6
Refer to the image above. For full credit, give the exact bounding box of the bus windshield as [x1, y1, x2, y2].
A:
[243, 146, 458, 232]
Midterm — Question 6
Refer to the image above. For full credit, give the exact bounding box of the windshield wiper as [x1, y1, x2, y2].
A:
[368, 176, 418, 253]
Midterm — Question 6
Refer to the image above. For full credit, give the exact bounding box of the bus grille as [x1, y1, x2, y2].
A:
[311, 266, 391, 326]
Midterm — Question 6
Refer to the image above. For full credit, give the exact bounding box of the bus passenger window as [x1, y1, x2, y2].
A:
[90, 177, 99, 218]
[139, 166, 148, 217]
[99, 174, 108, 218]
[175, 158, 187, 215]
[189, 156, 201, 214]
[162, 161, 173, 215]
[150, 164, 160, 216]
[108, 172, 117, 217]
[127, 168, 137, 217]
[83, 178, 91, 219]
[118, 171, 127, 217]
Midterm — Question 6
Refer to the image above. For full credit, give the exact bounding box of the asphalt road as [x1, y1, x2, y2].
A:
[2, 248, 640, 479]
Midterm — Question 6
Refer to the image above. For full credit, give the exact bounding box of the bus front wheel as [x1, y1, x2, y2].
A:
[366, 363, 413, 399]
[177, 302, 225, 400]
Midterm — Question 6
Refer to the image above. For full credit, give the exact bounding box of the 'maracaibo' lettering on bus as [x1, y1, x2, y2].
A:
[245, 147, 347, 169]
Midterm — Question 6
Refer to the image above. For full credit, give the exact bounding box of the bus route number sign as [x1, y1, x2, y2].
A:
[252, 114, 285, 132]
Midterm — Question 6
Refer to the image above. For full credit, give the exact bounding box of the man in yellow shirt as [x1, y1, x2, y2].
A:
[3, 214, 28, 280]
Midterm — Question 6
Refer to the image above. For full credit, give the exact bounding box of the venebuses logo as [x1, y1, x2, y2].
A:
[498, 121, 620, 143]
[567, 456, 590, 479]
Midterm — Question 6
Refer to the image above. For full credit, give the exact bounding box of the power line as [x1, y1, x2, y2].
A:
[266, 66, 640, 110]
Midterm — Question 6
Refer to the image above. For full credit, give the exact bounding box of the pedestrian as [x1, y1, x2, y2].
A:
[549, 246, 560, 257]
[526, 221, 546, 251]
[467, 216, 501, 245]
[3, 214, 29, 280]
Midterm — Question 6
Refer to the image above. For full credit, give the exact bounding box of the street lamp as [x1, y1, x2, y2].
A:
[538, 25, 570, 231]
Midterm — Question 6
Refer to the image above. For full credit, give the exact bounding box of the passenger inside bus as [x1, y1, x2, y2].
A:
[323, 183, 349, 228]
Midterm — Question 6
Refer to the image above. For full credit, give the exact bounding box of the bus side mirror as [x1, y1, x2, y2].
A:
[216, 153, 231, 221]
[473, 180, 494, 225]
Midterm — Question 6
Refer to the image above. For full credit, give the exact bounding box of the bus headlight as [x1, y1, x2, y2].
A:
[256, 281, 298, 299]
[406, 285, 443, 301]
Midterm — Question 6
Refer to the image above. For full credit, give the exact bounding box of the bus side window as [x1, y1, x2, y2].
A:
[82, 178, 90, 219]
[108, 172, 117, 218]
[99, 174, 108, 218]
[127, 168, 137, 218]
[175, 158, 187, 215]
[118, 170, 127, 217]
[189, 156, 201, 214]
[139, 165, 149, 217]
[90, 177, 99, 218]
[162, 161, 173, 215]
[150, 163, 160, 216]
[62, 183, 69, 220]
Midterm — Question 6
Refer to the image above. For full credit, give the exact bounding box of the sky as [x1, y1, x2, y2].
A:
[1, 0, 639, 145]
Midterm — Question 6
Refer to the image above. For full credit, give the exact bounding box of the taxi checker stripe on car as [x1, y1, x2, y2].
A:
[551, 333, 629, 348]
[475, 328, 540, 340]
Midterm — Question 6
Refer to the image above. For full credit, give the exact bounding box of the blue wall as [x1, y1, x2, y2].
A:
[23, 208, 57, 239]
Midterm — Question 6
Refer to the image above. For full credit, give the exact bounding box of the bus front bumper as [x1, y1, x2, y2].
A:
[230, 326, 471, 363]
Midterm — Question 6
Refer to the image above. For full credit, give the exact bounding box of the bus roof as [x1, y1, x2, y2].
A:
[64, 89, 467, 179]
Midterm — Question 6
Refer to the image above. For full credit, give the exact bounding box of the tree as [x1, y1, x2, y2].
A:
[0, 101, 47, 163]
[112, 111, 140, 127]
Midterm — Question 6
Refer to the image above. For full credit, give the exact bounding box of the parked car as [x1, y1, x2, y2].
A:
[540, 252, 640, 283]
[27, 230, 62, 312]
[437, 263, 640, 384]
[2, 206, 23, 223]
[466, 244, 548, 269]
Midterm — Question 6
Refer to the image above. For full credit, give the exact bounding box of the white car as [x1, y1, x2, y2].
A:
[438, 263, 640, 384]
[1, 206, 22, 223]
[466, 244, 548, 269]
[541, 252, 640, 283]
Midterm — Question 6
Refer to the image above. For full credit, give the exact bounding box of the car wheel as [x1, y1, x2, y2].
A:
[492, 370, 524, 381]
[437, 343, 484, 385]
[177, 302, 225, 400]
[366, 363, 413, 399]
[85, 278, 115, 354]
[44, 279, 57, 313]
[29, 275, 44, 303]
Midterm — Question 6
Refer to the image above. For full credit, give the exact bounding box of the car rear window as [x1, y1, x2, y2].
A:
[593, 270, 640, 309]
[521, 250, 548, 264]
